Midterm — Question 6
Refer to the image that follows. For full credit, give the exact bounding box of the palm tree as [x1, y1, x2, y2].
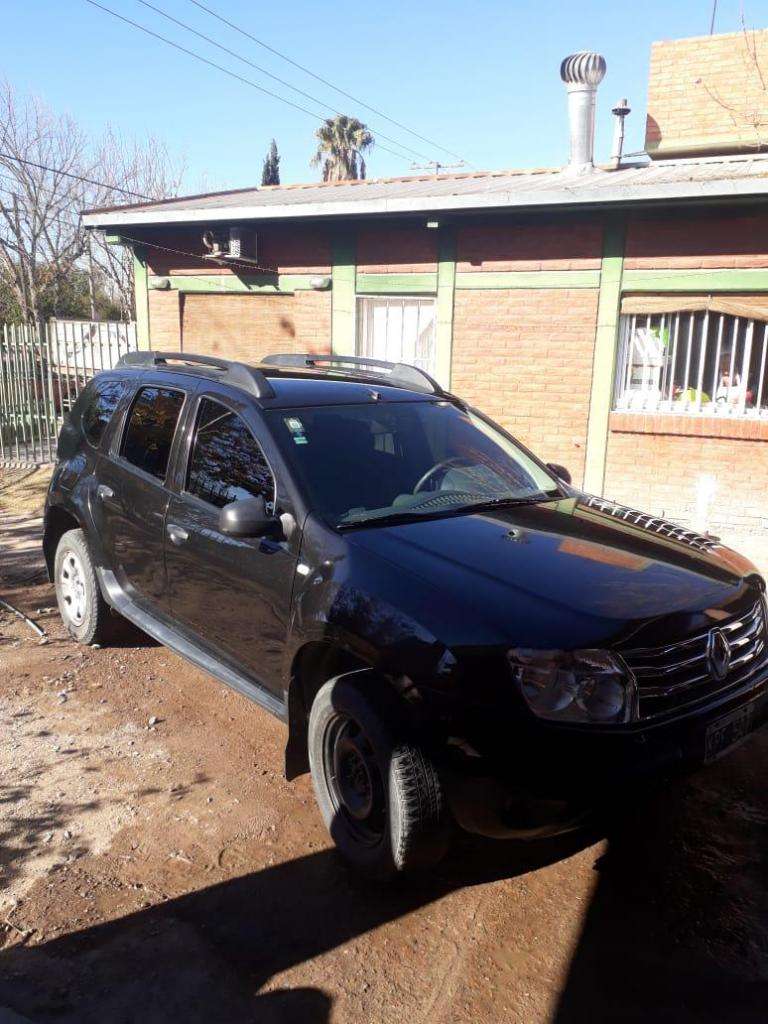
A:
[311, 116, 374, 182]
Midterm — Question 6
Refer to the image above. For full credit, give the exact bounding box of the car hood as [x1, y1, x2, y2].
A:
[343, 496, 758, 651]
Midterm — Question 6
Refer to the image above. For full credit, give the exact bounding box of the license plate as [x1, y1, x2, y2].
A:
[704, 704, 756, 763]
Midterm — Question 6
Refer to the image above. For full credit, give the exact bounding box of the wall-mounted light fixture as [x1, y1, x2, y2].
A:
[426, 220, 440, 230]
[149, 277, 171, 290]
[310, 276, 332, 290]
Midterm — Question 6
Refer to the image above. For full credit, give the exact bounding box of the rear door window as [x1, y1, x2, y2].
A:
[121, 385, 185, 481]
[82, 379, 126, 447]
[186, 397, 275, 509]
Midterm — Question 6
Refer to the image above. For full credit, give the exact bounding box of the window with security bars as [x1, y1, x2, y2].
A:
[356, 296, 437, 377]
[613, 307, 768, 419]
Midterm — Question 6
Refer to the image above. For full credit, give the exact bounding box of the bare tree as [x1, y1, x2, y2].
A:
[89, 128, 186, 320]
[0, 82, 185, 324]
[0, 83, 91, 321]
[696, 22, 768, 151]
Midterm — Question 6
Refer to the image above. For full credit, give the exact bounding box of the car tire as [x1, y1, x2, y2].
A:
[308, 671, 449, 878]
[54, 529, 111, 645]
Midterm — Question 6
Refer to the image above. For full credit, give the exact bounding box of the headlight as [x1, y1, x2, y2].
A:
[508, 648, 637, 724]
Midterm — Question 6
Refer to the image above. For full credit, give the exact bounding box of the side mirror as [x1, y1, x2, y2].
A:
[219, 495, 280, 538]
[547, 463, 572, 485]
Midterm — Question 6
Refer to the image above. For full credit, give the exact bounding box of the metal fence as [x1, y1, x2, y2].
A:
[0, 320, 137, 465]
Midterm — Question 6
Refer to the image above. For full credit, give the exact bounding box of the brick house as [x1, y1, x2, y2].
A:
[84, 29, 768, 564]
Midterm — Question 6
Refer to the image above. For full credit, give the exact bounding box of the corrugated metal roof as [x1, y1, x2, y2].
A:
[82, 153, 768, 228]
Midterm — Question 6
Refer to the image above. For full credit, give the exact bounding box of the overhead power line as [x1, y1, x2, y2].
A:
[186, 0, 471, 166]
[135, 0, 431, 162]
[84, 1, 416, 165]
[0, 152, 154, 200]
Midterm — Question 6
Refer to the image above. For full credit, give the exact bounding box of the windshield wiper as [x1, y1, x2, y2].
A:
[337, 490, 563, 529]
[458, 490, 563, 513]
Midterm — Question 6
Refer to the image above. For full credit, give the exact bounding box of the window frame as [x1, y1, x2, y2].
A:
[117, 383, 188, 485]
[355, 294, 438, 378]
[181, 393, 277, 514]
[613, 308, 768, 421]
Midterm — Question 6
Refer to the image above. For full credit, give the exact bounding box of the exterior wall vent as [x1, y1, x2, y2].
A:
[560, 51, 607, 174]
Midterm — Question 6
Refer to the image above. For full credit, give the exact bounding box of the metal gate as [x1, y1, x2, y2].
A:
[0, 320, 137, 465]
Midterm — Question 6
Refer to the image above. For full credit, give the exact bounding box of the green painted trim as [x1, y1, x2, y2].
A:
[132, 246, 150, 351]
[623, 268, 768, 292]
[148, 273, 321, 295]
[583, 218, 626, 495]
[455, 270, 601, 290]
[332, 234, 356, 356]
[356, 272, 437, 294]
[435, 230, 456, 389]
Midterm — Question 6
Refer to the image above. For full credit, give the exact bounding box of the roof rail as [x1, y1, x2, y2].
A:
[116, 350, 275, 399]
[261, 353, 444, 395]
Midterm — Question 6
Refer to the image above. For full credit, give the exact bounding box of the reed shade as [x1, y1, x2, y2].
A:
[621, 294, 768, 320]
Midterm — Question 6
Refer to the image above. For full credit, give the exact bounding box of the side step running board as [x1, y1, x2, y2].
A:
[96, 568, 287, 722]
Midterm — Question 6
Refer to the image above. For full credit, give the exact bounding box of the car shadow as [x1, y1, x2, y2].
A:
[2, 744, 767, 1022]
[0, 828, 586, 1023]
[552, 739, 768, 1023]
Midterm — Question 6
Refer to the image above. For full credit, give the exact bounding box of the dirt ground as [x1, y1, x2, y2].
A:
[1, 470, 767, 1023]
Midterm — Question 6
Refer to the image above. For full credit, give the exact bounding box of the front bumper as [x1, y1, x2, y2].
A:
[442, 669, 768, 839]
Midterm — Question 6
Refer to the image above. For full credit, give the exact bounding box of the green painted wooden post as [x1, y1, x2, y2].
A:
[435, 229, 456, 389]
[132, 245, 151, 350]
[331, 233, 356, 356]
[583, 217, 626, 495]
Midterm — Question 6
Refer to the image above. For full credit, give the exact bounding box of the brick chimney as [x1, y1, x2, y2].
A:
[646, 29, 768, 159]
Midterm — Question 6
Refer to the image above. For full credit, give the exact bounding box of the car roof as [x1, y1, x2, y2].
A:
[110, 352, 451, 408]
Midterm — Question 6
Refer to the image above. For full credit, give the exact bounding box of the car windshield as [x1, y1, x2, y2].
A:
[266, 400, 561, 528]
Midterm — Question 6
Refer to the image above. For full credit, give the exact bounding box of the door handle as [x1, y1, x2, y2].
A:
[166, 524, 189, 546]
[97, 484, 114, 502]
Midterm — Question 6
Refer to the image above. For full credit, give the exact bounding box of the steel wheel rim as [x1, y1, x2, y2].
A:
[323, 712, 385, 845]
[59, 549, 87, 626]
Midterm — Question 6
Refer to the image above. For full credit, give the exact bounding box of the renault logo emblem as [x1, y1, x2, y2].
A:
[707, 628, 731, 682]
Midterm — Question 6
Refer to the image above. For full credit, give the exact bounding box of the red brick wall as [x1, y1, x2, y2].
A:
[451, 288, 600, 485]
[356, 228, 437, 273]
[646, 30, 768, 157]
[147, 290, 331, 359]
[456, 221, 602, 272]
[605, 428, 768, 536]
[625, 211, 768, 270]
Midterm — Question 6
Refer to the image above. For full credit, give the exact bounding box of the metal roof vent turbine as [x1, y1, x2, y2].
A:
[560, 51, 607, 175]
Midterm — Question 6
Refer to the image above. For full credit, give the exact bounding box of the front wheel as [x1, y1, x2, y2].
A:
[308, 672, 449, 878]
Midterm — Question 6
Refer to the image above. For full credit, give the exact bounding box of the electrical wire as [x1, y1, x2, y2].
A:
[0, 152, 154, 200]
[186, 0, 472, 165]
[135, 0, 432, 162]
[84, 1, 416, 165]
[120, 233, 284, 279]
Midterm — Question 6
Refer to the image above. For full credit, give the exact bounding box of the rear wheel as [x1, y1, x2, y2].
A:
[54, 529, 111, 645]
[308, 672, 449, 878]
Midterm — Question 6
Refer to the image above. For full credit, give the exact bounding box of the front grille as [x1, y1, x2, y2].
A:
[622, 599, 768, 721]
[584, 496, 721, 554]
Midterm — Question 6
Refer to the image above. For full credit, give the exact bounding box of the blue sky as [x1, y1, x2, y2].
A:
[4, 0, 768, 192]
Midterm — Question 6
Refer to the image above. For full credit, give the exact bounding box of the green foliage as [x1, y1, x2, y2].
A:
[311, 115, 374, 182]
[0, 265, 122, 324]
[261, 139, 281, 186]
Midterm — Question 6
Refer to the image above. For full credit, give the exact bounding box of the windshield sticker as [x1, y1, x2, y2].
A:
[284, 416, 309, 444]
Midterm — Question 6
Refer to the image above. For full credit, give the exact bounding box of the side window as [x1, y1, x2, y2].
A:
[187, 397, 275, 510]
[82, 379, 125, 447]
[121, 386, 185, 481]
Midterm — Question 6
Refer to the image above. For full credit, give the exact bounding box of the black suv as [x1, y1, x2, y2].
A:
[45, 351, 768, 877]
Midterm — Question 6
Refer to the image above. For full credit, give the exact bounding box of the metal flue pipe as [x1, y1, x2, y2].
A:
[560, 51, 607, 174]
